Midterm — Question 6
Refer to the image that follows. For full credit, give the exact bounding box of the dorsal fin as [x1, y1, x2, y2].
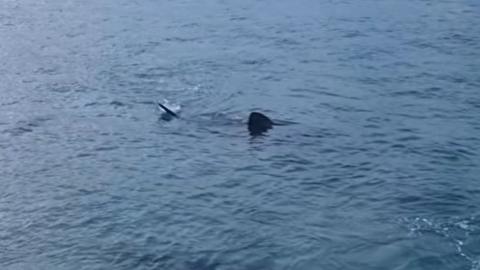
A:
[158, 103, 178, 118]
[248, 112, 273, 135]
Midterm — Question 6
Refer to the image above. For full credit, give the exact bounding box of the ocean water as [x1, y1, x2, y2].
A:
[1, 0, 479, 269]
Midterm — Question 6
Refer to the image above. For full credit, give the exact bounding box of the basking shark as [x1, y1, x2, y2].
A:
[158, 102, 277, 136]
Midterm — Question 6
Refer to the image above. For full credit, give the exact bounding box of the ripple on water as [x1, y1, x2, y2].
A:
[399, 216, 480, 270]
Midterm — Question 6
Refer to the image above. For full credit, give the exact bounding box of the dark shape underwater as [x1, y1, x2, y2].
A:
[158, 103, 277, 136]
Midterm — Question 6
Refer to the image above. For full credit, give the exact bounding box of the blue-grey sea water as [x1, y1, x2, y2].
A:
[1, 0, 480, 269]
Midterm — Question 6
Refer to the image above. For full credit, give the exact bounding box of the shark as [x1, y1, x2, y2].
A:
[158, 102, 278, 136]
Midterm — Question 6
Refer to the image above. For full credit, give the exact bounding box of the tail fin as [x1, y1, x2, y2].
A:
[158, 103, 179, 118]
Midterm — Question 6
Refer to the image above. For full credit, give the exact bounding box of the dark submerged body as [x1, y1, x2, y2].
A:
[158, 103, 275, 135]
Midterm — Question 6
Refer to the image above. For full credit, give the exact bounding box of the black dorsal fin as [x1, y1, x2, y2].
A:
[248, 112, 273, 135]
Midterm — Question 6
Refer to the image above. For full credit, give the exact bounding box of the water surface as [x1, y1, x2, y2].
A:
[1, 0, 480, 269]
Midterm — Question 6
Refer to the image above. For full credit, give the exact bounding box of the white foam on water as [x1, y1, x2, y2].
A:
[400, 216, 480, 270]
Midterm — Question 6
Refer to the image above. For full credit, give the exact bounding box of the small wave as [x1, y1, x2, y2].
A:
[2, 116, 53, 136]
[399, 216, 480, 269]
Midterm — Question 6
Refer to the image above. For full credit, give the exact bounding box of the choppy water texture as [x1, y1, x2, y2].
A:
[1, 0, 480, 269]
